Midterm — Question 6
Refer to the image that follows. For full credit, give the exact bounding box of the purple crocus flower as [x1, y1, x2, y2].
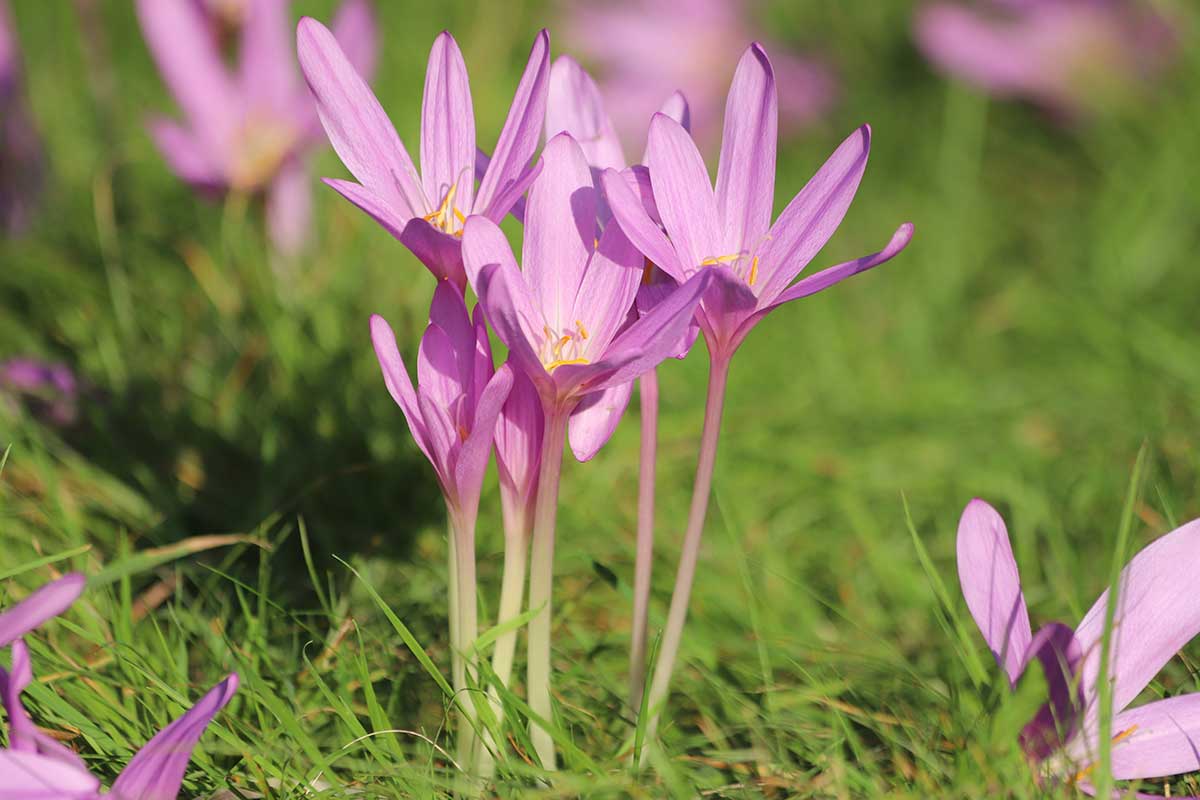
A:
[369, 281, 514, 766]
[601, 42, 912, 753]
[958, 499, 1200, 794]
[0, 358, 79, 425]
[137, 0, 378, 255]
[461, 132, 711, 769]
[560, 0, 836, 151]
[914, 0, 1175, 115]
[0, 574, 238, 799]
[297, 23, 550, 289]
[0, 0, 46, 235]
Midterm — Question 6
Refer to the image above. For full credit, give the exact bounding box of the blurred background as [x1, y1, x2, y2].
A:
[2, 0, 1199, 794]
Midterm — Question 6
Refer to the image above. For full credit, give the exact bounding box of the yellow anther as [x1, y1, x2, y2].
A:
[422, 183, 463, 235]
[545, 357, 589, 372]
[457, 424, 470, 442]
[748, 256, 759, 287]
[1073, 725, 1140, 784]
[576, 321, 589, 340]
[699, 254, 740, 266]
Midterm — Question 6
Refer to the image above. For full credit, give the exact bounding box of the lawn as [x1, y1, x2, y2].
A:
[2, 1, 1199, 797]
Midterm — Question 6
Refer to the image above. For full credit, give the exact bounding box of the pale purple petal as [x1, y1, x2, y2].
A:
[297, 17, 425, 218]
[109, 674, 238, 800]
[415, 386, 457, 494]
[546, 55, 625, 172]
[428, 280, 477, 392]
[0, 573, 85, 647]
[1105, 694, 1200, 780]
[1019, 623, 1083, 761]
[472, 260, 553, 399]
[754, 125, 871, 304]
[147, 118, 223, 189]
[0, 642, 91, 770]
[479, 158, 540, 226]
[522, 133, 596, 334]
[420, 32, 476, 217]
[955, 499, 1032, 685]
[495, 366, 543, 507]
[600, 166, 687, 282]
[417, 323, 463, 411]
[1074, 518, 1200, 728]
[136, 0, 239, 158]
[265, 158, 312, 256]
[453, 364, 514, 513]
[331, 0, 378, 82]
[239, 0, 297, 115]
[570, 219, 642, 356]
[656, 90, 691, 134]
[470, 305, 493, 416]
[476, 29, 550, 220]
[644, 113, 719, 271]
[714, 43, 777, 255]
[369, 314, 434, 464]
[397, 218, 467, 287]
[568, 380, 632, 462]
[914, 4, 1043, 97]
[0, 750, 99, 798]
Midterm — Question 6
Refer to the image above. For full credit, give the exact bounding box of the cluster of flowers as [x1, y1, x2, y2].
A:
[0, 574, 237, 797]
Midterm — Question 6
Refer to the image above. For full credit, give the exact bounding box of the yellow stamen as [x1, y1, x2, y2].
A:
[1073, 725, 1140, 783]
[544, 357, 589, 372]
[576, 320, 589, 340]
[748, 256, 759, 287]
[642, 258, 655, 285]
[422, 183, 463, 235]
[457, 424, 470, 442]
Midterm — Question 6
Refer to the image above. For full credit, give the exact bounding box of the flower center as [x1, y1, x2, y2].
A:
[540, 320, 590, 372]
[422, 183, 466, 236]
[699, 252, 758, 287]
[229, 116, 297, 191]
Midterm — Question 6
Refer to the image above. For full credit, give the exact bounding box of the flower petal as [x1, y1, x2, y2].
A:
[427, 280, 477, 390]
[715, 43, 777, 256]
[546, 55, 625, 171]
[523, 133, 596, 334]
[0, 573, 85, 647]
[1074, 517, 1200, 727]
[600, 166, 687, 282]
[239, 0, 298, 115]
[472, 260, 553, 400]
[657, 91, 691, 134]
[495, 365, 543, 508]
[568, 380, 633, 462]
[914, 4, 1044, 96]
[417, 323, 464, 411]
[331, 0, 379, 83]
[109, 675, 238, 799]
[1019, 623, 1084, 761]
[369, 314, 433, 465]
[136, 0, 238, 158]
[0, 642, 93, 770]
[266, 158, 312, 256]
[421, 32, 476, 216]
[479, 158, 540, 226]
[297, 16, 425, 218]
[454, 364, 514, 513]
[754, 125, 871, 304]
[398, 218, 467, 287]
[955, 499, 1032, 685]
[644, 113, 719, 272]
[147, 118, 223, 189]
[0, 750, 99, 798]
[416, 385, 457, 494]
[1103, 694, 1200, 780]
[570, 219, 643, 356]
[476, 29, 550, 220]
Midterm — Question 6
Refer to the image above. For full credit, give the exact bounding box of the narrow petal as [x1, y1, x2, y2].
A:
[323, 178, 407, 238]
[110, 674, 237, 800]
[480, 159, 540, 226]
[495, 366, 543, 503]
[472, 261, 553, 400]
[568, 380, 633, 462]
[239, 0, 298, 114]
[1074, 518, 1200, 728]
[147, 118, 223, 189]
[135, 0, 238, 157]
[476, 29, 550, 219]
[644, 113, 719, 271]
[297, 17, 425, 218]
[417, 323, 464, 411]
[700, 265, 758, 352]
[914, 5, 1044, 96]
[523, 133, 596, 333]
[546, 55, 625, 171]
[570, 219, 643, 356]
[0, 750, 99, 798]
[1104, 694, 1200, 780]
[656, 90, 691, 133]
[421, 32, 476, 216]
[600, 166, 687, 282]
[461, 213, 518, 296]
[0, 642, 92, 770]
[331, 0, 379, 82]
[0, 573, 86, 647]
[1019, 623, 1084, 761]
[265, 158, 312, 256]
[955, 499, 1032, 685]
[369, 314, 433, 464]
[428, 280, 477, 388]
[731, 223, 913, 351]
[754, 125, 871, 304]
[416, 386, 457, 494]
[714, 43, 777, 255]
[470, 305, 493, 414]
[585, 270, 712, 392]
[454, 364, 514, 513]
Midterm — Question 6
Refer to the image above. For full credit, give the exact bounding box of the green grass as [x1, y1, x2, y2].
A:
[3, 1, 1200, 796]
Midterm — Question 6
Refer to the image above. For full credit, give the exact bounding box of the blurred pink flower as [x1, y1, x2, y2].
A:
[137, 0, 378, 255]
[559, 0, 836, 150]
[915, 0, 1176, 114]
[0, 0, 46, 235]
[0, 357, 79, 425]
